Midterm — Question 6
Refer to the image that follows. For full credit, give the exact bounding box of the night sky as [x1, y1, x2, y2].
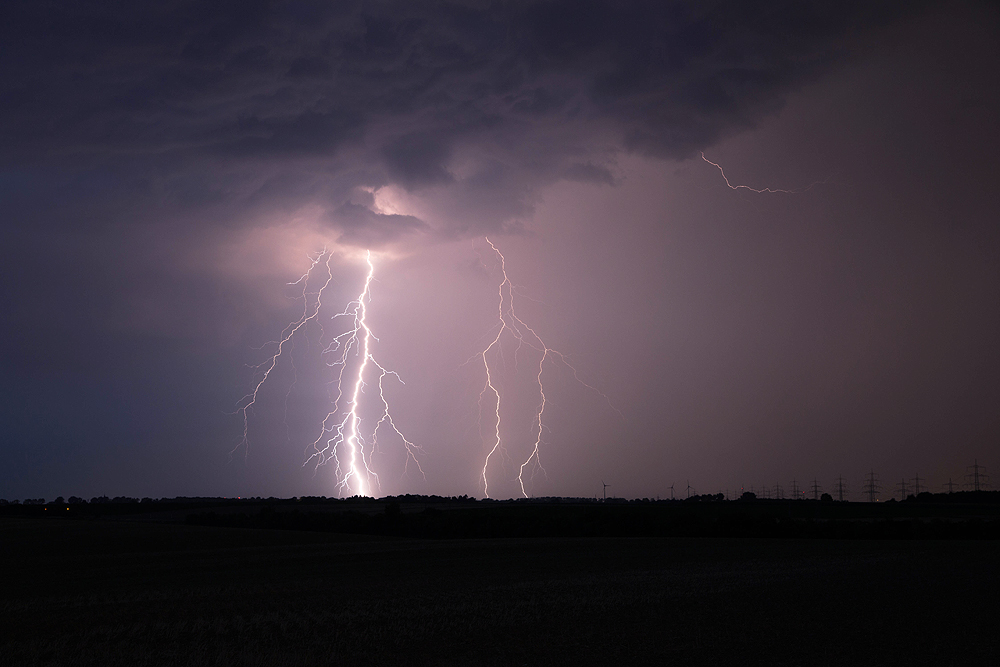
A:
[2, 1, 998, 501]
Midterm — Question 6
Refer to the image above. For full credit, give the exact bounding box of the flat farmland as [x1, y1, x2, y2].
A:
[2, 517, 998, 666]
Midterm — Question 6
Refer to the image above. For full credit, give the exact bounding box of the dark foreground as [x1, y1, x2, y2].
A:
[2, 518, 998, 666]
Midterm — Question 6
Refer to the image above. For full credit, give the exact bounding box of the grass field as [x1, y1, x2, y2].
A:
[2, 517, 998, 666]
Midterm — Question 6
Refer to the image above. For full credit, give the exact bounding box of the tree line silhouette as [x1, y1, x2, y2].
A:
[3, 490, 999, 540]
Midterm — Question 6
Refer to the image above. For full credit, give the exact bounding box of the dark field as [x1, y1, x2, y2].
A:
[2, 515, 998, 667]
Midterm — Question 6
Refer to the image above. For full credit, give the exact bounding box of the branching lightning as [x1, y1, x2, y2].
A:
[473, 238, 621, 498]
[236, 250, 334, 460]
[236, 248, 422, 496]
[239, 237, 617, 499]
[306, 250, 424, 496]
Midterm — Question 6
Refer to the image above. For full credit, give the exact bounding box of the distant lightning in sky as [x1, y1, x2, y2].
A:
[473, 238, 621, 498]
[237, 248, 421, 496]
[700, 152, 797, 194]
[702, 152, 831, 194]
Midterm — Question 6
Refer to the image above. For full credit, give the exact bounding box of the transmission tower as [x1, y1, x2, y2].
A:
[943, 478, 957, 494]
[790, 479, 801, 499]
[895, 478, 909, 501]
[811, 478, 821, 500]
[862, 470, 880, 503]
[774, 483, 784, 500]
[834, 476, 848, 502]
[964, 460, 990, 492]
[911, 473, 925, 496]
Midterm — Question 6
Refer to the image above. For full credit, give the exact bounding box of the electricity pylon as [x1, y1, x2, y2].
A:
[834, 476, 848, 502]
[863, 470, 880, 503]
[964, 460, 990, 492]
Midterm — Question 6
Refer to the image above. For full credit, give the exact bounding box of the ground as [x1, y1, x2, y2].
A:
[2, 517, 997, 666]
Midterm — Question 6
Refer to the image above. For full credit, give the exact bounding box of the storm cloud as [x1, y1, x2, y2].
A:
[1, 0, 918, 242]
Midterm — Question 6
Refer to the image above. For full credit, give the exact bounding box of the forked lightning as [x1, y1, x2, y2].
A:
[237, 249, 422, 496]
[474, 238, 621, 498]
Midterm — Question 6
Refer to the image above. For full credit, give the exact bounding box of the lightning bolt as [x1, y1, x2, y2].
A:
[701, 152, 832, 194]
[473, 238, 621, 498]
[306, 250, 424, 497]
[238, 248, 422, 496]
[700, 152, 796, 194]
[235, 249, 334, 460]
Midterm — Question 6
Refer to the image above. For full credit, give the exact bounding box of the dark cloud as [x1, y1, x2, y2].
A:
[214, 110, 364, 157]
[0, 0, 921, 242]
[381, 133, 455, 190]
[563, 162, 617, 185]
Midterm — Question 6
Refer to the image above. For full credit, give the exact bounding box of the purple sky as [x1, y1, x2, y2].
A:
[2, 1, 998, 500]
